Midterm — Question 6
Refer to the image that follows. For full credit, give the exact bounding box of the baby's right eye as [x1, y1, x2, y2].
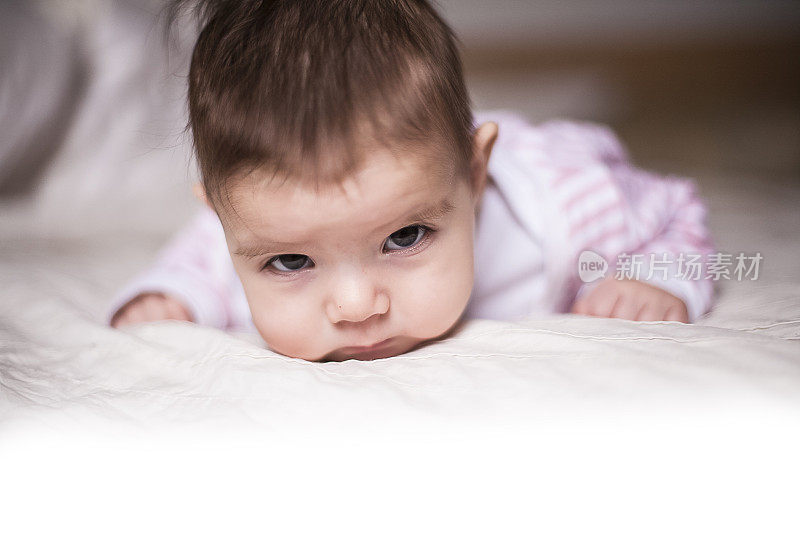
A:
[265, 254, 313, 272]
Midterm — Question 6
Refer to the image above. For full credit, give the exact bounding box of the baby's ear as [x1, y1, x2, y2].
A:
[470, 121, 499, 204]
[192, 183, 214, 210]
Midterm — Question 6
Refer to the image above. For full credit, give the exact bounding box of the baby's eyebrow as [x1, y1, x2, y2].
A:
[404, 197, 455, 225]
[234, 197, 455, 259]
[234, 241, 299, 259]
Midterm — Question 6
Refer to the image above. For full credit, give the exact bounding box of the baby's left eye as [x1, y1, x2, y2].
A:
[383, 225, 428, 251]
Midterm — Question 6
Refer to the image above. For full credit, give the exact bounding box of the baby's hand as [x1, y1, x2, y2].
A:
[110, 292, 193, 328]
[570, 278, 689, 322]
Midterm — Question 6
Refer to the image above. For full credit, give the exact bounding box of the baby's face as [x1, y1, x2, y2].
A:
[219, 148, 481, 361]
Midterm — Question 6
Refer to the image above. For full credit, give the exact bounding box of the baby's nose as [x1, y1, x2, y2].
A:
[325, 275, 390, 324]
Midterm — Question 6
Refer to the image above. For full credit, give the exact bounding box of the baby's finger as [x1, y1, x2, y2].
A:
[664, 305, 689, 323]
[570, 298, 589, 315]
[589, 292, 620, 318]
[164, 298, 192, 321]
[111, 313, 130, 327]
[148, 297, 179, 321]
[636, 305, 665, 322]
[611, 296, 643, 320]
[121, 305, 148, 324]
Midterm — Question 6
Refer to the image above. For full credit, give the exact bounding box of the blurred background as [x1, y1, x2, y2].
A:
[1, 0, 798, 284]
[446, 0, 800, 182]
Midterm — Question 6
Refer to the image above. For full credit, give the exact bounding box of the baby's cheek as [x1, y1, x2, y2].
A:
[249, 296, 325, 360]
[401, 245, 473, 337]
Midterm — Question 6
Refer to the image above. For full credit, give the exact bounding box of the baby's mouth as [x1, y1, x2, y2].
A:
[334, 337, 400, 361]
[342, 339, 392, 353]
[342, 337, 394, 353]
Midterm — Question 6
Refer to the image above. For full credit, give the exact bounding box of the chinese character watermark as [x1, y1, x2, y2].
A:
[577, 251, 763, 282]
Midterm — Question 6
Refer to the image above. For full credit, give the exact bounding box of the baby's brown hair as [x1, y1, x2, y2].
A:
[172, 0, 474, 212]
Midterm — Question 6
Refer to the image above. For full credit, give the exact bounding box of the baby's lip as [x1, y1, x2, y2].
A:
[341, 337, 394, 354]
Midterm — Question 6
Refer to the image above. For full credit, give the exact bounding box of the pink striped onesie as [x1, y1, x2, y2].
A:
[105, 111, 715, 332]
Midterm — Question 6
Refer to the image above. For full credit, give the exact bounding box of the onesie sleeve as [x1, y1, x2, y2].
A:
[537, 120, 716, 322]
[104, 207, 235, 329]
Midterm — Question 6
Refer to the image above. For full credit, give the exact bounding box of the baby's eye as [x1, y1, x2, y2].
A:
[266, 254, 313, 272]
[383, 225, 428, 251]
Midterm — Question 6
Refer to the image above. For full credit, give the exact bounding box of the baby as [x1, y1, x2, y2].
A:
[107, 0, 715, 361]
